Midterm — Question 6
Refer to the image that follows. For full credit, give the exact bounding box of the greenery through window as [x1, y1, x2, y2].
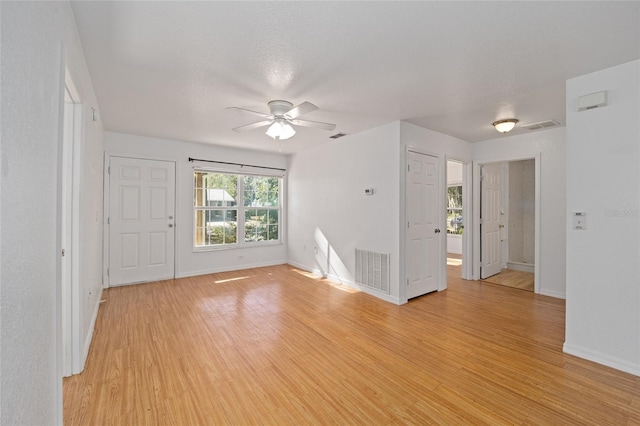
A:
[194, 171, 281, 248]
[447, 185, 463, 235]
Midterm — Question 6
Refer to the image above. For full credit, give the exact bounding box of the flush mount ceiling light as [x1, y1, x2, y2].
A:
[493, 118, 519, 133]
[265, 118, 296, 140]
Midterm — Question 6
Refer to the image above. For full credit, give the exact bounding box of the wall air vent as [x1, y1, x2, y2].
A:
[329, 132, 347, 139]
[520, 120, 560, 131]
[355, 249, 390, 294]
[577, 91, 608, 111]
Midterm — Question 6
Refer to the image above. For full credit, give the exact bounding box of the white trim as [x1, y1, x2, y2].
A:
[563, 343, 640, 376]
[287, 261, 402, 305]
[539, 289, 565, 299]
[103, 154, 178, 288]
[193, 241, 284, 253]
[462, 162, 473, 280]
[64, 67, 81, 105]
[70, 102, 83, 374]
[61, 100, 74, 377]
[192, 170, 284, 250]
[507, 261, 534, 273]
[60, 64, 84, 380]
[445, 156, 471, 280]
[176, 259, 287, 279]
[534, 153, 541, 294]
[472, 154, 541, 296]
[401, 146, 445, 303]
[102, 154, 110, 287]
[80, 288, 103, 371]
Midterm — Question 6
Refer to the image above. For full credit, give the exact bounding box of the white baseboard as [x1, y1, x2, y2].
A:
[175, 259, 287, 279]
[79, 287, 103, 373]
[287, 260, 401, 305]
[285, 260, 312, 272]
[538, 289, 566, 299]
[507, 261, 535, 273]
[563, 342, 640, 377]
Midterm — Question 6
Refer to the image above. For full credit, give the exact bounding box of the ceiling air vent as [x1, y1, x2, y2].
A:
[520, 120, 560, 131]
[329, 132, 347, 139]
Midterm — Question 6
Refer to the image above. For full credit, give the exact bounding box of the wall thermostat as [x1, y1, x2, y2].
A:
[365, 188, 374, 196]
[573, 212, 586, 230]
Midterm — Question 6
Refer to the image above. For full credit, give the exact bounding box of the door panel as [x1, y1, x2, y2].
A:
[481, 163, 502, 279]
[406, 151, 439, 299]
[109, 157, 175, 286]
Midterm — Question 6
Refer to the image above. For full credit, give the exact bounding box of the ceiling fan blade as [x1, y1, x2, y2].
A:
[226, 106, 271, 119]
[290, 119, 336, 131]
[285, 101, 318, 119]
[232, 120, 273, 132]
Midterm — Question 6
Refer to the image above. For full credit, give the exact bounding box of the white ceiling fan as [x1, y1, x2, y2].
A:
[227, 100, 336, 140]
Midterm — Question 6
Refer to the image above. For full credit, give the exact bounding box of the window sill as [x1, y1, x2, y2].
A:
[193, 241, 283, 253]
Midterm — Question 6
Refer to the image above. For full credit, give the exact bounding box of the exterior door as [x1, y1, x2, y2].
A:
[406, 150, 440, 299]
[481, 163, 502, 279]
[108, 157, 175, 286]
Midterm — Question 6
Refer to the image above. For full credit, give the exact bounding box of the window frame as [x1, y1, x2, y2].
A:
[193, 169, 283, 251]
[447, 184, 463, 235]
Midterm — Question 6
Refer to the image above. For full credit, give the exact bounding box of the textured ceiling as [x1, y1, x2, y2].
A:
[71, 1, 640, 154]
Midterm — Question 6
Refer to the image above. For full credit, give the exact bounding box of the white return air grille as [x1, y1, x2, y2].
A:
[520, 120, 560, 131]
[355, 249, 390, 294]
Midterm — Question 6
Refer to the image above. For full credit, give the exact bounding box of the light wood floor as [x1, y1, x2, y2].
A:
[64, 264, 640, 425]
[482, 268, 535, 292]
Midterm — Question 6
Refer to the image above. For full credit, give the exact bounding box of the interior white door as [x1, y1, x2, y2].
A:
[61, 93, 74, 377]
[109, 157, 175, 286]
[406, 151, 440, 299]
[481, 163, 502, 279]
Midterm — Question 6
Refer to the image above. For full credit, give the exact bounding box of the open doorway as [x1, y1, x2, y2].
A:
[476, 159, 536, 292]
[446, 160, 464, 280]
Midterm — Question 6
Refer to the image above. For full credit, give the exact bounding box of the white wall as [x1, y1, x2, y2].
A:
[287, 121, 472, 304]
[472, 127, 566, 298]
[509, 159, 535, 265]
[287, 122, 402, 303]
[105, 132, 288, 278]
[447, 235, 462, 255]
[1, 1, 104, 424]
[447, 160, 463, 185]
[564, 60, 640, 376]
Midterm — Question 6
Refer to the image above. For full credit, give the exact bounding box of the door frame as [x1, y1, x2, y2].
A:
[400, 146, 445, 303]
[472, 153, 541, 293]
[60, 67, 83, 377]
[102, 153, 178, 287]
[444, 156, 472, 281]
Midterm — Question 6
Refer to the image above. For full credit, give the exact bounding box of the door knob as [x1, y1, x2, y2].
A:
[169, 215, 174, 219]
[434, 228, 441, 233]
[168, 224, 174, 228]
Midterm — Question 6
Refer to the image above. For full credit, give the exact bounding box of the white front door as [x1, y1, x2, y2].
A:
[406, 150, 440, 299]
[481, 163, 502, 279]
[108, 157, 176, 286]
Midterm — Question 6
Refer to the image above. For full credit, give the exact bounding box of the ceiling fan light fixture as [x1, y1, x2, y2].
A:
[279, 122, 296, 140]
[266, 119, 296, 140]
[493, 118, 519, 133]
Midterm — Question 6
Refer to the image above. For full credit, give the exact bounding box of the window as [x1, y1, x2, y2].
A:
[194, 170, 281, 248]
[447, 185, 463, 234]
